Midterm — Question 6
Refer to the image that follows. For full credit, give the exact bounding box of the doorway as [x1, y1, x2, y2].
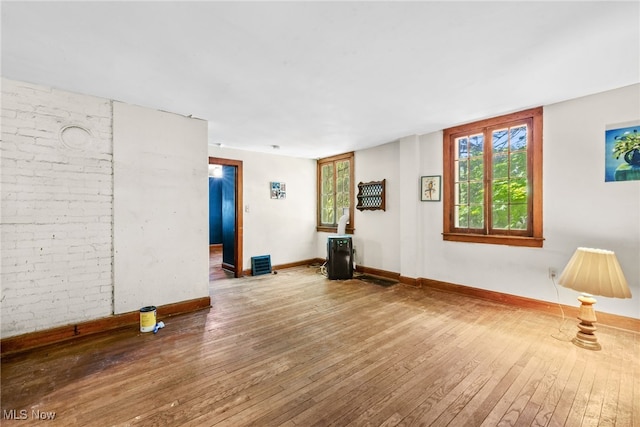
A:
[209, 157, 243, 279]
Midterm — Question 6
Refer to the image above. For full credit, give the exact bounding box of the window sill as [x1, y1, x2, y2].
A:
[317, 226, 355, 234]
[443, 233, 544, 248]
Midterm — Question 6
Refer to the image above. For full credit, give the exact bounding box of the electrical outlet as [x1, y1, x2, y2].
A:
[548, 268, 557, 279]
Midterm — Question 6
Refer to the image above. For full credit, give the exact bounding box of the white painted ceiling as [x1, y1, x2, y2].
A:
[2, 1, 639, 159]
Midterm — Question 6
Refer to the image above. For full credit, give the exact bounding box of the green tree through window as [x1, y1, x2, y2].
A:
[443, 108, 543, 247]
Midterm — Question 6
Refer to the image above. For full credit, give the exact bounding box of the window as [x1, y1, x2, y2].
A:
[317, 152, 354, 233]
[443, 107, 543, 247]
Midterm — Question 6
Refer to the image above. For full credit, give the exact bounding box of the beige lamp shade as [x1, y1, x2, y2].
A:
[558, 247, 632, 299]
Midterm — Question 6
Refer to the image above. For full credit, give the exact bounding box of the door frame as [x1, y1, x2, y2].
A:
[209, 157, 243, 278]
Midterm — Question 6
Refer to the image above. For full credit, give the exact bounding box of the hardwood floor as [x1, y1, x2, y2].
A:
[210, 244, 233, 281]
[1, 265, 638, 426]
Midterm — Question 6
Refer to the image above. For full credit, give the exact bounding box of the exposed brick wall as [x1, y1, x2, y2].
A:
[1, 78, 113, 337]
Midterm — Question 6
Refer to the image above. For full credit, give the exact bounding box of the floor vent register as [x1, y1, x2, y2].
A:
[251, 255, 272, 276]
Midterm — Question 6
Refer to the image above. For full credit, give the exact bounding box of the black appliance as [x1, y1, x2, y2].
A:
[327, 236, 353, 280]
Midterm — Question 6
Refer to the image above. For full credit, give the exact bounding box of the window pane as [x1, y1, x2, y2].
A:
[509, 178, 528, 203]
[493, 153, 508, 179]
[335, 160, 350, 215]
[469, 157, 483, 181]
[492, 179, 508, 204]
[320, 163, 334, 224]
[490, 124, 529, 232]
[469, 134, 484, 156]
[510, 125, 527, 151]
[510, 152, 527, 178]
[492, 129, 509, 153]
[492, 204, 509, 229]
[322, 195, 334, 224]
[321, 164, 333, 193]
[457, 160, 468, 180]
[455, 205, 468, 228]
[469, 205, 484, 228]
[457, 137, 468, 159]
[456, 182, 468, 204]
[336, 160, 349, 183]
[336, 161, 348, 195]
[469, 182, 484, 204]
[455, 134, 484, 231]
[510, 203, 528, 230]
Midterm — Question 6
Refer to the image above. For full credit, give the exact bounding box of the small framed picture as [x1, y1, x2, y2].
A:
[270, 182, 286, 199]
[420, 175, 441, 202]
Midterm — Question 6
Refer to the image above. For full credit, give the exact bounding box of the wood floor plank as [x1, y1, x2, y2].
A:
[598, 360, 621, 427]
[500, 355, 549, 425]
[241, 313, 442, 426]
[154, 307, 421, 425]
[478, 347, 545, 426]
[581, 359, 610, 426]
[547, 352, 587, 427]
[563, 353, 598, 427]
[1, 265, 638, 427]
[614, 328, 638, 427]
[516, 341, 569, 426]
[529, 342, 577, 427]
[442, 316, 546, 426]
[411, 310, 533, 427]
[299, 332, 462, 425]
[245, 312, 450, 427]
[311, 314, 485, 426]
[342, 302, 516, 427]
[121, 279, 424, 426]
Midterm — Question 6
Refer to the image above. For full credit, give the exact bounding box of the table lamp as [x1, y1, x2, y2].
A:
[557, 247, 632, 350]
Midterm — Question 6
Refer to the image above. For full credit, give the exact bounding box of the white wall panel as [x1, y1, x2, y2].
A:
[113, 102, 209, 314]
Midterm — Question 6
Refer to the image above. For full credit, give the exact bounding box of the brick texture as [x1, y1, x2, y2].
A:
[1, 78, 113, 337]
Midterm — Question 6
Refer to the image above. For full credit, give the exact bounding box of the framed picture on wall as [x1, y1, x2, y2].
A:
[605, 121, 640, 182]
[270, 181, 286, 199]
[421, 175, 441, 201]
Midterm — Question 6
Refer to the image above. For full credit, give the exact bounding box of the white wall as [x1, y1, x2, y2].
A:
[208, 146, 317, 270]
[352, 143, 401, 272]
[352, 84, 640, 319]
[113, 102, 210, 314]
[1, 79, 211, 338]
[1, 79, 113, 337]
[540, 86, 639, 318]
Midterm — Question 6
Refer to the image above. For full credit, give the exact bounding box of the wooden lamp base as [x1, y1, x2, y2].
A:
[573, 294, 601, 351]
